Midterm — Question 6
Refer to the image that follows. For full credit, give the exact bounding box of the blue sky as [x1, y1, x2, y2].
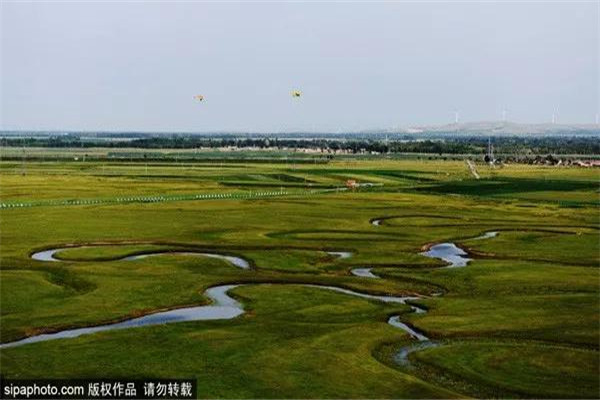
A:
[1, 1, 598, 132]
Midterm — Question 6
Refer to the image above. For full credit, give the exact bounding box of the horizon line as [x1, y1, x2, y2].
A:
[2, 120, 600, 135]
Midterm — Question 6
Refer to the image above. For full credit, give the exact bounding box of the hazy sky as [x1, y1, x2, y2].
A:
[1, 1, 598, 132]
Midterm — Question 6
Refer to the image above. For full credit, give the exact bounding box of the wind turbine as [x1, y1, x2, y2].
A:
[454, 110, 460, 124]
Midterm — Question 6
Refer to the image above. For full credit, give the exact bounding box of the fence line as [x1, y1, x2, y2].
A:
[0, 188, 349, 210]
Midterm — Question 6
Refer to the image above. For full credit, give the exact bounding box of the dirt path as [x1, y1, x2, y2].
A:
[466, 160, 480, 179]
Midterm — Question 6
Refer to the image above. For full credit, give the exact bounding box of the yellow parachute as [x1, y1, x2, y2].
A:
[291, 90, 302, 98]
[194, 95, 204, 102]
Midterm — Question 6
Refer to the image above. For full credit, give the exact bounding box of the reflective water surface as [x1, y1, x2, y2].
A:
[421, 243, 471, 268]
[350, 268, 379, 278]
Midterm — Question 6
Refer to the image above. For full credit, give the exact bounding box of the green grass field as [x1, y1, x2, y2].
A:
[0, 158, 598, 398]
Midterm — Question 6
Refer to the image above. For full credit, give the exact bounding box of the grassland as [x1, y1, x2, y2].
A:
[0, 157, 598, 398]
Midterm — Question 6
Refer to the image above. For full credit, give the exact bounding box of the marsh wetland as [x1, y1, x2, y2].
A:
[0, 157, 598, 398]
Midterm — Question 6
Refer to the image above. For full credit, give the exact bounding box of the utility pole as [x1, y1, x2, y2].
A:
[486, 137, 495, 166]
[21, 138, 26, 176]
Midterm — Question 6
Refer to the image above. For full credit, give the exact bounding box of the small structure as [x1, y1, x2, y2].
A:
[345, 179, 358, 189]
[484, 137, 495, 165]
[575, 160, 600, 168]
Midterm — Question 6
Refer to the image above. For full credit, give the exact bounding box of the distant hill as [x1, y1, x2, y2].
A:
[371, 121, 600, 136]
[1, 121, 599, 138]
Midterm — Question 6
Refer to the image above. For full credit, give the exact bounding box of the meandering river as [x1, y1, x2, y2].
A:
[31, 248, 250, 269]
[0, 281, 425, 349]
[10, 232, 500, 363]
[0, 284, 243, 349]
[2, 247, 424, 348]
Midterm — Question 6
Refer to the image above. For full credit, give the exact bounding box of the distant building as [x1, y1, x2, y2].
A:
[575, 160, 600, 168]
[345, 179, 358, 189]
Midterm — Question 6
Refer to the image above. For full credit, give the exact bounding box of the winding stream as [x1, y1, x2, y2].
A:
[124, 252, 250, 269]
[394, 230, 500, 366]
[31, 248, 66, 262]
[420, 231, 499, 268]
[393, 341, 439, 368]
[0, 246, 432, 349]
[16, 232, 501, 365]
[350, 268, 379, 278]
[470, 231, 498, 240]
[0, 285, 242, 349]
[326, 251, 353, 259]
[31, 248, 250, 269]
[368, 223, 502, 367]
[0, 283, 426, 349]
[388, 316, 428, 341]
[370, 216, 498, 269]
[420, 243, 471, 268]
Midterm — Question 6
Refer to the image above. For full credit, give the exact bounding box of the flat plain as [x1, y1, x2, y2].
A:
[0, 157, 598, 398]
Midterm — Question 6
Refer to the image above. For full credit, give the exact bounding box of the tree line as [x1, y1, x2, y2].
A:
[1, 136, 598, 155]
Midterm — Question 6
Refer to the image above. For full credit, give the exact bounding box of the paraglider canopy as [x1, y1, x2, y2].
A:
[194, 95, 204, 102]
[291, 90, 302, 98]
